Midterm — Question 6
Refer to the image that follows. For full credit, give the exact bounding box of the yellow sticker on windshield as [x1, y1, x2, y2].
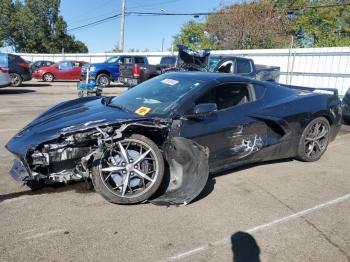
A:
[135, 106, 151, 116]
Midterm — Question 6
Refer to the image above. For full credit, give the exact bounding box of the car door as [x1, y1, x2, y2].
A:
[57, 61, 73, 80]
[71, 62, 82, 80]
[179, 81, 267, 172]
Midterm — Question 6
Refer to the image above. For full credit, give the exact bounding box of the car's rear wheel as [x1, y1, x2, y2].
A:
[92, 134, 164, 204]
[43, 73, 54, 82]
[96, 74, 110, 87]
[297, 117, 330, 162]
[10, 73, 22, 87]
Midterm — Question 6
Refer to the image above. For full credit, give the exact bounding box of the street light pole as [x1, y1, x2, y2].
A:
[119, 0, 126, 51]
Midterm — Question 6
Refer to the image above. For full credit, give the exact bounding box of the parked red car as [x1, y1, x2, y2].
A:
[32, 60, 88, 82]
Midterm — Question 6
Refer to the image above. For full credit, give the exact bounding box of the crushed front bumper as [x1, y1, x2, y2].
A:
[9, 159, 30, 182]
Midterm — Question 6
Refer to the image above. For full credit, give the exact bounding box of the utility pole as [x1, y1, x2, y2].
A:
[161, 38, 165, 52]
[119, 0, 126, 51]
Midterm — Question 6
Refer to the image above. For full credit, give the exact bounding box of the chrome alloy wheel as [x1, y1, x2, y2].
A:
[303, 119, 329, 160]
[10, 73, 21, 86]
[43, 73, 54, 82]
[98, 75, 109, 87]
[98, 139, 159, 198]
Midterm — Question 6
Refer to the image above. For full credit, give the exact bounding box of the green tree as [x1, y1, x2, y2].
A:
[274, 0, 350, 47]
[0, 0, 88, 53]
[296, 1, 350, 47]
[173, 20, 217, 50]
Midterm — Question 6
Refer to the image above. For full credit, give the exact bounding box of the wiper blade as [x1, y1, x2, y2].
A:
[101, 96, 113, 106]
[108, 103, 131, 113]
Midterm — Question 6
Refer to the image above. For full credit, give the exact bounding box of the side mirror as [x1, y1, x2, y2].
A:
[186, 103, 217, 119]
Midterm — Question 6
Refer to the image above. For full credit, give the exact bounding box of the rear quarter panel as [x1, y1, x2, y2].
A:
[262, 87, 342, 146]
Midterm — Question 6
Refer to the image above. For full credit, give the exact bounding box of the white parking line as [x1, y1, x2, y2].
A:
[24, 229, 65, 240]
[169, 193, 350, 261]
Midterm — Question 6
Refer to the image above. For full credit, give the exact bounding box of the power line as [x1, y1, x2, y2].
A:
[125, 11, 223, 16]
[67, 2, 350, 32]
[68, 14, 121, 32]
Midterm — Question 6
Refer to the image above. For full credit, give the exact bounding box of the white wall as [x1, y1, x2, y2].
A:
[16, 46, 350, 95]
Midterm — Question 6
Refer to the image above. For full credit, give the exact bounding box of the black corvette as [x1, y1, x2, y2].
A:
[6, 72, 342, 205]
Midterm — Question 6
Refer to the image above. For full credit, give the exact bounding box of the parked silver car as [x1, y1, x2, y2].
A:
[0, 66, 11, 87]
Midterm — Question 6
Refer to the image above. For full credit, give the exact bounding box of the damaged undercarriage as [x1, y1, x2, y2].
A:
[12, 120, 209, 206]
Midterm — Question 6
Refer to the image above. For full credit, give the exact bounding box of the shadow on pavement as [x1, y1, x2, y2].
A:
[190, 158, 294, 204]
[0, 181, 92, 203]
[191, 177, 216, 204]
[21, 83, 51, 87]
[0, 89, 36, 95]
[231, 231, 260, 262]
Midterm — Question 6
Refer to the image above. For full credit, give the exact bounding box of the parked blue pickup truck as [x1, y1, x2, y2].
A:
[81, 55, 149, 87]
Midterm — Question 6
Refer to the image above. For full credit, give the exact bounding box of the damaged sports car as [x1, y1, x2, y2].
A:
[6, 72, 342, 205]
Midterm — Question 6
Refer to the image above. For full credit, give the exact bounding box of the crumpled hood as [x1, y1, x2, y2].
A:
[6, 96, 147, 157]
[25, 96, 144, 134]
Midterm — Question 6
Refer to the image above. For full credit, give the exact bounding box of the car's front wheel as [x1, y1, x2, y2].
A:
[10, 73, 22, 87]
[92, 134, 164, 204]
[96, 74, 110, 87]
[297, 117, 330, 162]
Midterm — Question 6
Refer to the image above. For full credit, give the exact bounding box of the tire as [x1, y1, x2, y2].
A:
[26, 179, 46, 191]
[342, 116, 350, 126]
[92, 134, 164, 204]
[10, 73, 22, 87]
[96, 74, 110, 87]
[296, 117, 330, 162]
[43, 73, 54, 82]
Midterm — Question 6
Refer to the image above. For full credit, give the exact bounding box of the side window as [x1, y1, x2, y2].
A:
[161, 57, 176, 65]
[59, 62, 72, 70]
[119, 57, 133, 64]
[253, 84, 266, 100]
[237, 59, 252, 74]
[196, 83, 251, 110]
[72, 62, 80, 67]
[217, 60, 234, 73]
[134, 57, 145, 64]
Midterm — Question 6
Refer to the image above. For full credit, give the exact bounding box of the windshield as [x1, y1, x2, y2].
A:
[109, 74, 204, 117]
[105, 56, 120, 63]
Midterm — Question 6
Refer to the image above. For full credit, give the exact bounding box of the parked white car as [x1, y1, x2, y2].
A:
[0, 66, 11, 87]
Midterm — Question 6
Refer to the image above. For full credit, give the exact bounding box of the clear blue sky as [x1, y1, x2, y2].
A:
[60, 0, 236, 52]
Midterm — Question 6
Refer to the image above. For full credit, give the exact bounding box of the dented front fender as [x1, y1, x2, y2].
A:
[151, 137, 209, 206]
